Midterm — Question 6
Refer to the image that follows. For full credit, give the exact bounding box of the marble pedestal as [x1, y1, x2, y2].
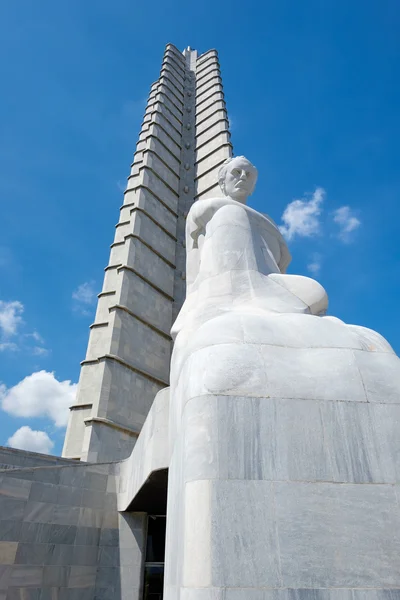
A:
[164, 313, 400, 600]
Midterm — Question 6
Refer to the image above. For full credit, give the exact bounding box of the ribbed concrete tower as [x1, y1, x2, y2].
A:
[63, 44, 232, 462]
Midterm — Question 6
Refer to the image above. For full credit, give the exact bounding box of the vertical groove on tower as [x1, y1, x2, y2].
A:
[62, 44, 231, 462]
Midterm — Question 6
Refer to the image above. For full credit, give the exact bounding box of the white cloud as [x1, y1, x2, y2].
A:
[26, 331, 44, 344]
[0, 342, 18, 352]
[7, 426, 54, 455]
[307, 253, 322, 275]
[332, 206, 361, 242]
[0, 370, 77, 427]
[279, 187, 325, 241]
[72, 281, 97, 315]
[32, 346, 50, 357]
[0, 301, 24, 336]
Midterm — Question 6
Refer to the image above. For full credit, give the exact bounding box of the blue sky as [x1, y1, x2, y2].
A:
[0, 0, 399, 455]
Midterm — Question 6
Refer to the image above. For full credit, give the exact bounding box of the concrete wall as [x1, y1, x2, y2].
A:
[0, 448, 146, 600]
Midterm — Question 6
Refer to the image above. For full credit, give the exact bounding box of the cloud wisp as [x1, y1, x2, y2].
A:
[0, 370, 77, 428]
[279, 187, 325, 241]
[72, 281, 97, 316]
[0, 301, 49, 356]
[0, 300, 24, 337]
[7, 426, 54, 455]
[332, 206, 361, 242]
[307, 253, 323, 275]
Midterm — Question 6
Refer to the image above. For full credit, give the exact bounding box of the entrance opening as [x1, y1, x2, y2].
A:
[143, 515, 166, 600]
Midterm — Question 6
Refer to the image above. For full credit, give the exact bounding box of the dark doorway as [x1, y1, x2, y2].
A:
[143, 515, 166, 600]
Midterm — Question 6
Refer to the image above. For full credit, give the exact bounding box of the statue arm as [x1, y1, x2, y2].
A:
[187, 198, 229, 249]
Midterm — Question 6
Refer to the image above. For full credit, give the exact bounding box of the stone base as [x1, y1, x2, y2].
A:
[164, 393, 400, 598]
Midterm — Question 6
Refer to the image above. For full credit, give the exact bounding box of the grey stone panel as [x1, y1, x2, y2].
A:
[92, 295, 112, 324]
[160, 71, 185, 97]
[197, 50, 218, 68]
[142, 151, 180, 192]
[0, 522, 21, 542]
[0, 478, 31, 500]
[147, 122, 181, 158]
[107, 242, 126, 271]
[9, 566, 43, 588]
[85, 327, 111, 363]
[23, 502, 54, 524]
[55, 486, 82, 507]
[211, 480, 281, 588]
[180, 394, 400, 486]
[0, 498, 25, 521]
[196, 110, 227, 136]
[179, 592, 400, 600]
[29, 483, 58, 504]
[163, 55, 185, 77]
[196, 100, 226, 125]
[196, 132, 231, 162]
[20, 523, 53, 544]
[163, 50, 186, 72]
[109, 308, 171, 382]
[159, 71, 184, 97]
[196, 119, 230, 149]
[118, 269, 173, 334]
[161, 65, 185, 89]
[95, 357, 162, 428]
[83, 423, 136, 464]
[125, 236, 175, 296]
[68, 567, 97, 588]
[146, 136, 180, 174]
[197, 75, 222, 96]
[0, 450, 72, 470]
[75, 527, 100, 547]
[196, 84, 224, 107]
[321, 400, 400, 483]
[181, 395, 330, 484]
[128, 167, 179, 213]
[165, 45, 186, 66]
[149, 110, 182, 146]
[101, 266, 118, 292]
[275, 481, 400, 588]
[355, 350, 400, 403]
[196, 59, 220, 80]
[123, 187, 178, 237]
[61, 404, 93, 459]
[130, 210, 176, 265]
[164, 50, 186, 71]
[159, 75, 184, 103]
[196, 91, 225, 115]
[153, 93, 182, 129]
[0, 543, 18, 564]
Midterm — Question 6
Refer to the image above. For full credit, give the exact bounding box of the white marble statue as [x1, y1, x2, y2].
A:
[164, 156, 400, 600]
[170, 156, 394, 423]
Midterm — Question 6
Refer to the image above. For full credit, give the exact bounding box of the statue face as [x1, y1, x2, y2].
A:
[222, 157, 258, 203]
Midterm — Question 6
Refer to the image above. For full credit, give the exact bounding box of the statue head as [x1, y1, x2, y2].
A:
[218, 156, 258, 203]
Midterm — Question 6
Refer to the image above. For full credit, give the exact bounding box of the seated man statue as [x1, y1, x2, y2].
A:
[170, 155, 395, 432]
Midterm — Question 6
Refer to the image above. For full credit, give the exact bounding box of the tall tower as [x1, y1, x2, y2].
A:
[63, 44, 232, 462]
